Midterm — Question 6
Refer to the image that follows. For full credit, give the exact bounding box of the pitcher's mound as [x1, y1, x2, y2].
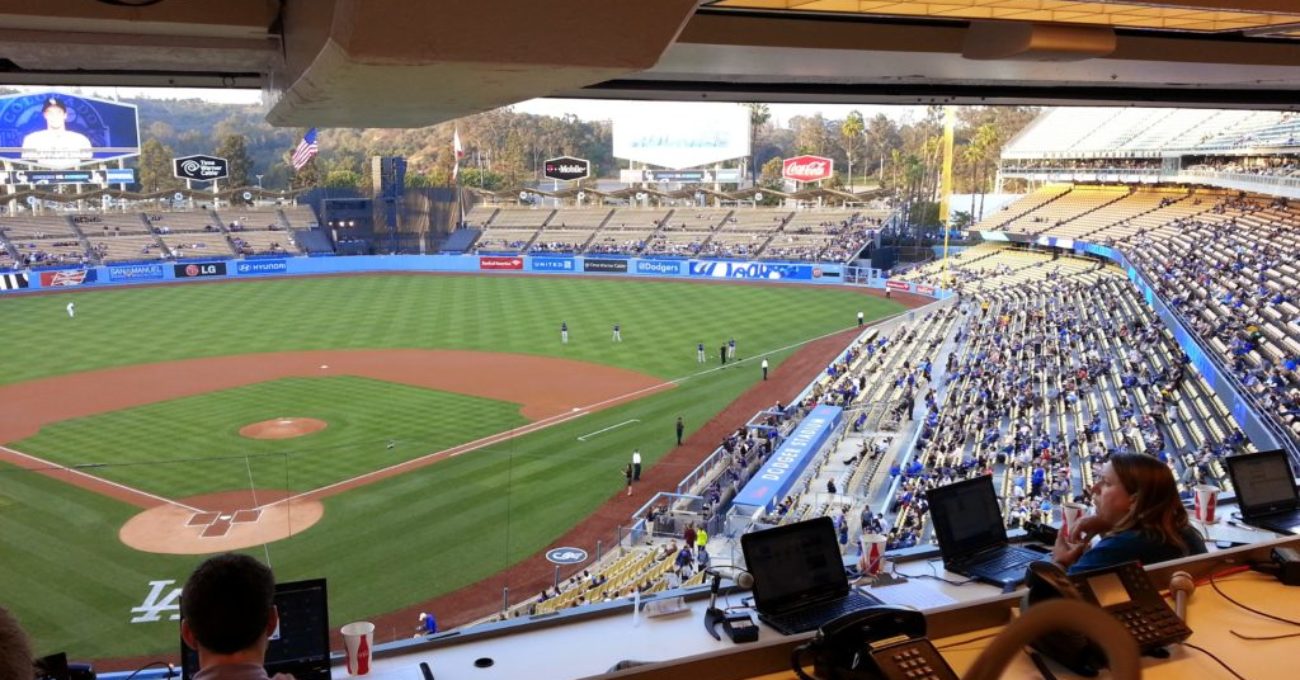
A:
[239, 417, 326, 439]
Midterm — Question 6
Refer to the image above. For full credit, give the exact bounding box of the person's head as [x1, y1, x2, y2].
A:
[41, 98, 68, 130]
[180, 554, 277, 661]
[1093, 453, 1189, 548]
[0, 606, 33, 680]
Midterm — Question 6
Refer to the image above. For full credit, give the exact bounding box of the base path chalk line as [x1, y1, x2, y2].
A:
[577, 419, 641, 442]
[0, 444, 202, 512]
[258, 321, 889, 511]
[257, 319, 906, 511]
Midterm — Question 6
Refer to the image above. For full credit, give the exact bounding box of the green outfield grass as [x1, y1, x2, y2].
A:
[0, 274, 904, 659]
[10, 376, 528, 497]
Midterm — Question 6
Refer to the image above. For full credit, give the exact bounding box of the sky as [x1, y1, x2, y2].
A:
[11, 86, 926, 127]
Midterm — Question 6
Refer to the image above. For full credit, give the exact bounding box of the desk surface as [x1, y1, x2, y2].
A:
[352, 527, 1297, 680]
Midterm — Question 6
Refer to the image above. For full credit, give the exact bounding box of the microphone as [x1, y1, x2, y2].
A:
[703, 566, 754, 640]
[1168, 571, 1194, 622]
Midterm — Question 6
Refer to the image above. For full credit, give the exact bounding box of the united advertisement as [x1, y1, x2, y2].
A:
[528, 256, 576, 272]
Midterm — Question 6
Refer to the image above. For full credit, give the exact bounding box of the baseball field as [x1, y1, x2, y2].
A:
[0, 273, 902, 660]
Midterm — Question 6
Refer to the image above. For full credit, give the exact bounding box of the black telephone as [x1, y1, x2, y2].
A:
[1023, 560, 1191, 677]
[791, 605, 959, 680]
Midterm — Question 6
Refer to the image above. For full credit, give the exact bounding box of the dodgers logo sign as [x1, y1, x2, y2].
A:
[545, 547, 588, 565]
[635, 260, 682, 276]
[689, 261, 812, 280]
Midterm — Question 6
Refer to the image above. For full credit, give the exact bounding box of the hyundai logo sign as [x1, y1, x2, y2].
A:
[545, 547, 588, 565]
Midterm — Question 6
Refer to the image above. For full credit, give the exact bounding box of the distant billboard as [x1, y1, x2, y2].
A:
[613, 103, 750, 169]
[174, 155, 230, 182]
[542, 156, 590, 182]
[782, 155, 834, 183]
[0, 92, 140, 169]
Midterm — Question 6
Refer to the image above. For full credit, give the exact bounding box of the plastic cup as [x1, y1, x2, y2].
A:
[1060, 502, 1087, 540]
[1194, 484, 1220, 523]
[861, 533, 887, 577]
[341, 621, 375, 676]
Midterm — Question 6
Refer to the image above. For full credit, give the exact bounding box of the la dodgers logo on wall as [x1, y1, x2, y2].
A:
[545, 547, 588, 564]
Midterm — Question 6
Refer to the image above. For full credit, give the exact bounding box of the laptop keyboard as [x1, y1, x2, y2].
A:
[766, 590, 881, 634]
[974, 548, 1043, 573]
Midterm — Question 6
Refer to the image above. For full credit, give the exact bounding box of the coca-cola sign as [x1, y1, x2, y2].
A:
[782, 155, 834, 183]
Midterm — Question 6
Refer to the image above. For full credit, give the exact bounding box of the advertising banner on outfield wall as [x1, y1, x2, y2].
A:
[174, 262, 227, 278]
[528, 256, 576, 272]
[885, 280, 912, 293]
[634, 260, 682, 276]
[582, 258, 628, 273]
[40, 269, 97, 287]
[688, 261, 818, 280]
[0, 272, 28, 290]
[479, 256, 523, 270]
[235, 260, 288, 275]
[108, 264, 165, 281]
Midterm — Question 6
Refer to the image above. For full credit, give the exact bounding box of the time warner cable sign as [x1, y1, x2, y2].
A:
[173, 154, 230, 182]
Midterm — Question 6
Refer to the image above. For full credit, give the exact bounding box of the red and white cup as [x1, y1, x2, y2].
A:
[861, 533, 887, 577]
[341, 621, 375, 676]
[1194, 484, 1219, 523]
[1060, 502, 1087, 541]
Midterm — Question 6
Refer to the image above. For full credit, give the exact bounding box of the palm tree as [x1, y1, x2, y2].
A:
[840, 110, 865, 191]
[745, 103, 771, 187]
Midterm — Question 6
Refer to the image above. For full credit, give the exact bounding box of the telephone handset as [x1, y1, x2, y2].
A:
[791, 605, 959, 680]
[1023, 560, 1191, 677]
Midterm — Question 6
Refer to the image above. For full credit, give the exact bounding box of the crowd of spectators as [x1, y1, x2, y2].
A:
[1126, 196, 1300, 438]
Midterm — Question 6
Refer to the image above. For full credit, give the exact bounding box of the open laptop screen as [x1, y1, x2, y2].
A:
[928, 475, 1009, 559]
[744, 516, 847, 612]
[181, 578, 331, 680]
[1228, 450, 1299, 515]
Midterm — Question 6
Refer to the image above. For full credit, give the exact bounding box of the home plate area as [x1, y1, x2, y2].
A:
[119, 489, 324, 555]
[187, 509, 263, 537]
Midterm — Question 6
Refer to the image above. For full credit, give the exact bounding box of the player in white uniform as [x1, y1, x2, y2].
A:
[66, 301, 75, 319]
[22, 98, 93, 169]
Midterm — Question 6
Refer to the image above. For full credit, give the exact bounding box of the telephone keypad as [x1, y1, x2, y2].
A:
[873, 640, 959, 680]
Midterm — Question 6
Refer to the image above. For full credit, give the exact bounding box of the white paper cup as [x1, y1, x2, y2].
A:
[341, 621, 375, 676]
[1060, 502, 1087, 540]
[861, 533, 887, 576]
[1194, 484, 1220, 523]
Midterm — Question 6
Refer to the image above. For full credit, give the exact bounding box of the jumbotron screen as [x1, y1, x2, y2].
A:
[0, 91, 140, 169]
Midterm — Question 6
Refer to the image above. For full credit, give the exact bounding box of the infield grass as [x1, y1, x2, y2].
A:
[0, 274, 904, 659]
[10, 376, 528, 497]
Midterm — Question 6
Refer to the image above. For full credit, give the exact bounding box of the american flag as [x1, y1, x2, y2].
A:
[453, 128, 464, 180]
[291, 128, 319, 171]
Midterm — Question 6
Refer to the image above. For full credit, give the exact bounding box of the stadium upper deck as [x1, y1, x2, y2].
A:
[470, 206, 889, 263]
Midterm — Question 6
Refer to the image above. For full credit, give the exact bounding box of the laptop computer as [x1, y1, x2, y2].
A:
[742, 516, 883, 635]
[1226, 449, 1300, 536]
[181, 578, 332, 680]
[927, 475, 1048, 587]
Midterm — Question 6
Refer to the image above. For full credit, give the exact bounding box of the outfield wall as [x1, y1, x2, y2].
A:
[0, 255, 885, 293]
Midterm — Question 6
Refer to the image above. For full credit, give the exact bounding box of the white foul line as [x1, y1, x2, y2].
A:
[577, 419, 641, 442]
[0, 444, 202, 512]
